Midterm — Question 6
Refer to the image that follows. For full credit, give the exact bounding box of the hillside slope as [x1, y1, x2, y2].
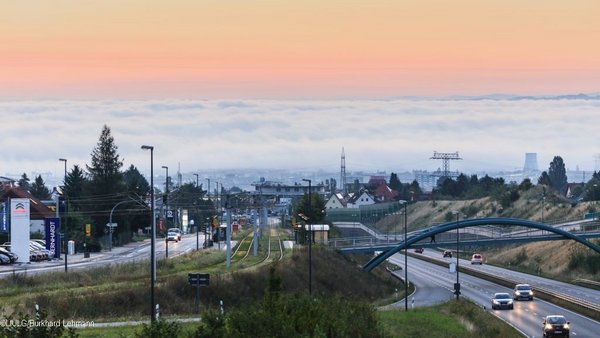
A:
[372, 185, 600, 280]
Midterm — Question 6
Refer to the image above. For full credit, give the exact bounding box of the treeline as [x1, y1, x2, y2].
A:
[8, 125, 214, 251]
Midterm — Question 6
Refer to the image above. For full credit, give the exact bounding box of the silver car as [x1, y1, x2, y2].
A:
[491, 292, 514, 310]
[513, 283, 534, 301]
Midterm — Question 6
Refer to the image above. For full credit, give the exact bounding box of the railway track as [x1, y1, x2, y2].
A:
[230, 230, 284, 268]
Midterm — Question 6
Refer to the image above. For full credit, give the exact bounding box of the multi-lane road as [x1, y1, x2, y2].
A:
[389, 250, 600, 337]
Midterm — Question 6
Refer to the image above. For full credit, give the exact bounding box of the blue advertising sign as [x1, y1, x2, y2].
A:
[0, 201, 7, 233]
[44, 218, 61, 258]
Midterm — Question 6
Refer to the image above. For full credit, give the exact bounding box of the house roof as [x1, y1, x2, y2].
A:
[329, 193, 347, 206]
[373, 184, 399, 202]
[347, 190, 375, 204]
[0, 187, 54, 219]
[368, 176, 387, 187]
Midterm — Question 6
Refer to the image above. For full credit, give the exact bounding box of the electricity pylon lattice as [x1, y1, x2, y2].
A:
[430, 151, 462, 179]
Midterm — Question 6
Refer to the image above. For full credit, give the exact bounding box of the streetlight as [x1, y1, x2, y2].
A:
[453, 210, 461, 300]
[109, 199, 138, 251]
[59, 158, 67, 273]
[398, 200, 408, 310]
[302, 178, 312, 295]
[141, 145, 156, 323]
[162, 166, 169, 222]
[162, 166, 169, 258]
[206, 178, 211, 199]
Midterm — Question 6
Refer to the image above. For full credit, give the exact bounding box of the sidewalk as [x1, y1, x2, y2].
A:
[68, 239, 151, 264]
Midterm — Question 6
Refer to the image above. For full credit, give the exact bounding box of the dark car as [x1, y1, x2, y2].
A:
[414, 247, 424, 254]
[491, 292, 514, 310]
[543, 315, 570, 338]
[443, 250, 452, 258]
[0, 254, 10, 265]
[0, 247, 18, 264]
[513, 283, 534, 301]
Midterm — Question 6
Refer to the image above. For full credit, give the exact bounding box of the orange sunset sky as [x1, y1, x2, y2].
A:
[2, 0, 599, 99]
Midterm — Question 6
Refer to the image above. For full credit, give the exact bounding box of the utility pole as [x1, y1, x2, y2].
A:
[302, 178, 312, 295]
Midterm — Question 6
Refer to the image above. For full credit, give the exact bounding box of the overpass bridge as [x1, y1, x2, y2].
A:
[328, 217, 600, 271]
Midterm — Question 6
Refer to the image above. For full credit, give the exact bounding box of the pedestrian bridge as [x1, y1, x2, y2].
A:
[329, 217, 600, 271]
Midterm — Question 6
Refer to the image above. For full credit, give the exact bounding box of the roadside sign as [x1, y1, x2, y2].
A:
[188, 273, 210, 286]
[189, 272, 210, 314]
[105, 223, 118, 228]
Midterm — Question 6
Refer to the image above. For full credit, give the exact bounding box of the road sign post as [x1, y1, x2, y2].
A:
[188, 273, 210, 314]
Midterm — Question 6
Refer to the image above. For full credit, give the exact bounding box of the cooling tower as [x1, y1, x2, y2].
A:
[523, 153, 539, 172]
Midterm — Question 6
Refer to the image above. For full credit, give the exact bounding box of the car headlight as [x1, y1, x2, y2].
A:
[529, 291, 533, 295]
[493, 300, 499, 304]
[545, 324, 553, 330]
[563, 323, 569, 330]
[507, 299, 513, 304]
[515, 291, 521, 295]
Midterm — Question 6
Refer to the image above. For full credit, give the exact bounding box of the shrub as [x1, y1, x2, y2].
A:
[0, 308, 66, 338]
[134, 319, 182, 338]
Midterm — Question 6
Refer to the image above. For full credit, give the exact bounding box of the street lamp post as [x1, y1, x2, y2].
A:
[206, 178, 210, 200]
[141, 145, 156, 322]
[192, 219, 198, 250]
[398, 200, 408, 310]
[109, 199, 136, 251]
[59, 158, 67, 272]
[302, 178, 312, 295]
[162, 166, 169, 258]
[453, 211, 461, 300]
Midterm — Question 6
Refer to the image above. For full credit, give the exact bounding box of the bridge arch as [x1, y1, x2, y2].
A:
[364, 217, 600, 271]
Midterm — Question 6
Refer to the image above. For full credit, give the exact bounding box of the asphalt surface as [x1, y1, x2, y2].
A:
[389, 251, 600, 338]
[0, 232, 228, 277]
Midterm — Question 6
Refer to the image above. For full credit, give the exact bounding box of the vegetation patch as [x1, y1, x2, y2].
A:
[379, 299, 522, 338]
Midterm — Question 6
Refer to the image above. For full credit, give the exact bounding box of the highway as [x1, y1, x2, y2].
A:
[389, 251, 600, 337]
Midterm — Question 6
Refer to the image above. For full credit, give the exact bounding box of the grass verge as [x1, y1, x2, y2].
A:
[378, 299, 523, 338]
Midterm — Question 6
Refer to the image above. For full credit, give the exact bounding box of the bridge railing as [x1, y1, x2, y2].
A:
[330, 218, 600, 250]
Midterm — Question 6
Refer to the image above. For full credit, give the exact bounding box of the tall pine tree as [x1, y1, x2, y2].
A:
[30, 175, 51, 199]
[18, 173, 30, 191]
[86, 125, 125, 240]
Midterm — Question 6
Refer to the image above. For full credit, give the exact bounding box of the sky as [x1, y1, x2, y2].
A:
[1, 1, 600, 181]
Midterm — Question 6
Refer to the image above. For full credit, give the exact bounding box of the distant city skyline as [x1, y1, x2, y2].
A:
[2, 97, 599, 185]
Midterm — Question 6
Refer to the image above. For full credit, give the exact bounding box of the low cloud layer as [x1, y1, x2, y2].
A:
[1, 98, 599, 180]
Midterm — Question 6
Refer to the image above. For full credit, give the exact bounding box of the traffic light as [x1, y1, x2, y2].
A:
[58, 196, 68, 213]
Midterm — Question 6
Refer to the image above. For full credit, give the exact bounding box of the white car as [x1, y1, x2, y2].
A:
[167, 228, 182, 241]
[471, 253, 483, 265]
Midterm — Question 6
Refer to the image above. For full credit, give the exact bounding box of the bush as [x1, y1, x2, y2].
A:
[568, 247, 600, 274]
[0, 308, 66, 338]
[194, 269, 383, 337]
[134, 319, 182, 338]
